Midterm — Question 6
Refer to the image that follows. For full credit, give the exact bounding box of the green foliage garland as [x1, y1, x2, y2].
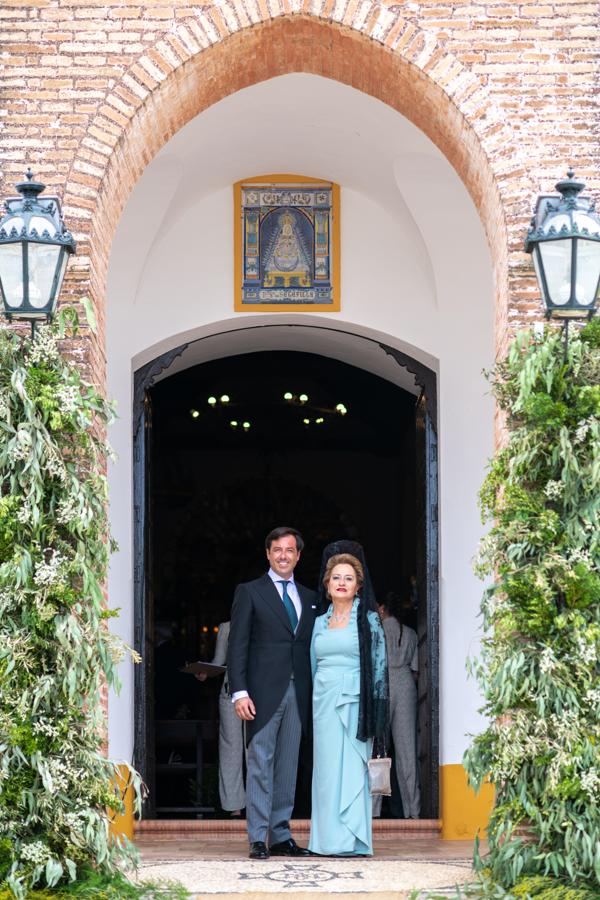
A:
[0, 320, 143, 898]
[0, 870, 190, 900]
[464, 321, 600, 890]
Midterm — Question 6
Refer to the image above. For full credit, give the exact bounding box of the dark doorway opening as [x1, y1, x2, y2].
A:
[134, 342, 439, 821]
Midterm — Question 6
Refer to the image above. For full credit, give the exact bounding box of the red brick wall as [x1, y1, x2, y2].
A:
[1, 1, 599, 384]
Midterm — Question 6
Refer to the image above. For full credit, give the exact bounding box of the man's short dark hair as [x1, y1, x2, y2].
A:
[265, 526, 305, 552]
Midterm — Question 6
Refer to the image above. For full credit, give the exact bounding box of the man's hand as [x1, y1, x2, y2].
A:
[234, 697, 256, 721]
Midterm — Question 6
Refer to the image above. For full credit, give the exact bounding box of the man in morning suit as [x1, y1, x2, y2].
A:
[227, 526, 317, 860]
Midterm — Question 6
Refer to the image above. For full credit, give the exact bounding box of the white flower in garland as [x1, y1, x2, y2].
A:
[567, 547, 592, 566]
[16, 503, 32, 524]
[580, 768, 600, 802]
[550, 709, 580, 746]
[573, 417, 597, 445]
[63, 810, 84, 828]
[56, 497, 75, 524]
[27, 327, 59, 365]
[32, 719, 59, 739]
[9, 426, 32, 463]
[574, 634, 597, 666]
[56, 493, 92, 526]
[34, 550, 65, 587]
[539, 647, 557, 674]
[20, 842, 52, 865]
[44, 448, 67, 482]
[544, 479, 565, 500]
[585, 687, 600, 707]
[45, 757, 74, 792]
[56, 383, 81, 414]
[0, 590, 14, 614]
[548, 748, 576, 791]
[63, 810, 87, 842]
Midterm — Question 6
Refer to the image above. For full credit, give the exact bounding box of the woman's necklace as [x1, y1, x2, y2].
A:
[330, 603, 353, 624]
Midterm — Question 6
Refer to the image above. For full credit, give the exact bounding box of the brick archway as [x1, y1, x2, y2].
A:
[62, 14, 510, 371]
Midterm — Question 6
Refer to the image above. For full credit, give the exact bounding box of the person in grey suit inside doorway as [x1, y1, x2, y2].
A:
[227, 526, 317, 860]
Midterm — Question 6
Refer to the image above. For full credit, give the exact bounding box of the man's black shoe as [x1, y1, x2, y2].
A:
[269, 838, 311, 856]
[249, 841, 270, 859]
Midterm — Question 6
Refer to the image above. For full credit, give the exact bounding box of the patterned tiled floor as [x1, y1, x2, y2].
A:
[135, 835, 477, 897]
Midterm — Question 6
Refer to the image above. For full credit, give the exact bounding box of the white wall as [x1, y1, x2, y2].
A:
[106, 74, 494, 770]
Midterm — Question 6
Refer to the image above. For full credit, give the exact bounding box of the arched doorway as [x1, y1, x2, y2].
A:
[132, 330, 439, 820]
[106, 70, 495, 837]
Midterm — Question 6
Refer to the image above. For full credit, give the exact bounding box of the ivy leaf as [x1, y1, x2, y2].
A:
[79, 295, 98, 335]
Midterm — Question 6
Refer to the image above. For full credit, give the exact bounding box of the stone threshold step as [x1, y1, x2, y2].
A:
[135, 818, 441, 836]
[189, 894, 414, 899]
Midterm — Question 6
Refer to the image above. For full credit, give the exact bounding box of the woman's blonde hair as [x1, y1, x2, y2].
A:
[322, 553, 364, 596]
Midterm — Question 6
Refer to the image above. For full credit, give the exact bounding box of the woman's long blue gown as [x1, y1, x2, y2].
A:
[309, 600, 373, 856]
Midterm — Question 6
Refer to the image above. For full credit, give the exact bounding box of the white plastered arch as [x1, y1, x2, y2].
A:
[106, 74, 494, 772]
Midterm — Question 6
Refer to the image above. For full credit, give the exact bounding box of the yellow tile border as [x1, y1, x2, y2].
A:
[234, 174, 340, 313]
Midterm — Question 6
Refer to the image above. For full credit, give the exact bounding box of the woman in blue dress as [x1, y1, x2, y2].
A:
[309, 546, 388, 856]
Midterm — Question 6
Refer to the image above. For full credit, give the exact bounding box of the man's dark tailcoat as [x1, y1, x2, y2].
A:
[227, 573, 317, 745]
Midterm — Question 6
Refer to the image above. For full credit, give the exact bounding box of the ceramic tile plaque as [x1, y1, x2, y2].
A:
[234, 175, 340, 312]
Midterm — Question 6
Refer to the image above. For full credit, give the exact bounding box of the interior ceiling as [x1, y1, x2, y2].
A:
[151, 350, 417, 453]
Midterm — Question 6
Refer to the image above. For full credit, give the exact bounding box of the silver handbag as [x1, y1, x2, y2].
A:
[367, 755, 392, 796]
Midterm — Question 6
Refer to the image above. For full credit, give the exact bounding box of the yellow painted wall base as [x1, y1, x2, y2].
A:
[109, 761, 491, 841]
[441, 763, 494, 840]
[109, 764, 135, 841]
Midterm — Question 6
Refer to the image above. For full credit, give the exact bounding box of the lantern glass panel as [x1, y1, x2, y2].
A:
[0, 242, 24, 308]
[543, 212, 570, 235]
[539, 238, 572, 307]
[572, 209, 600, 236]
[533, 250, 543, 295]
[27, 242, 61, 309]
[29, 216, 57, 238]
[6, 216, 25, 237]
[54, 250, 68, 303]
[575, 238, 600, 307]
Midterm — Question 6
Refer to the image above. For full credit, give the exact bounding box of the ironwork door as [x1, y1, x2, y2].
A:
[133, 387, 156, 815]
[415, 390, 440, 818]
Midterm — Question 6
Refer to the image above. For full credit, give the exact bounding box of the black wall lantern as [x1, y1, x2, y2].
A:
[0, 169, 76, 329]
[525, 169, 600, 320]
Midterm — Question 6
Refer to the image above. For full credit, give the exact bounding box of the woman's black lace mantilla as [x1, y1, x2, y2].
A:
[318, 540, 389, 742]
